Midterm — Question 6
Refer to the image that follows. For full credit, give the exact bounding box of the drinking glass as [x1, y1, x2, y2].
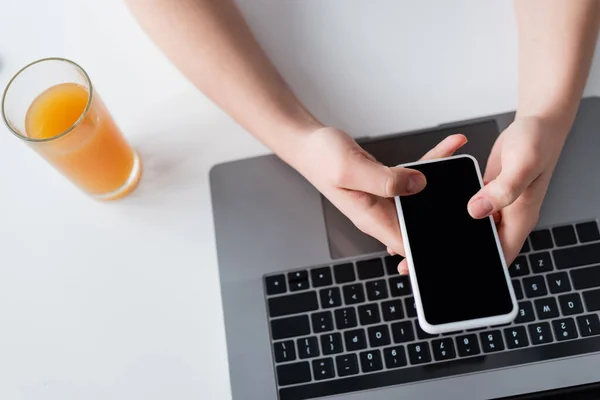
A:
[2, 57, 142, 200]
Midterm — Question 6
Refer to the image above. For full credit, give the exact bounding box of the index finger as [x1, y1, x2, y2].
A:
[420, 134, 468, 160]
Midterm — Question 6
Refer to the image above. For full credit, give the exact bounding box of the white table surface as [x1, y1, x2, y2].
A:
[1, 1, 599, 399]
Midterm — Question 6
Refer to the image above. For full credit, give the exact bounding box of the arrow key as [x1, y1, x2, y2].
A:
[312, 357, 335, 381]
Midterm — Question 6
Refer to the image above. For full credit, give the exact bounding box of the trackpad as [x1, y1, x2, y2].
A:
[322, 119, 501, 259]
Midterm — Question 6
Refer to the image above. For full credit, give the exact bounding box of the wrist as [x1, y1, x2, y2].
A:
[515, 106, 576, 139]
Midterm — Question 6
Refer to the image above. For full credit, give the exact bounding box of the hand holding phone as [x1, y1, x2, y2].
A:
[394, 154, 518, 334]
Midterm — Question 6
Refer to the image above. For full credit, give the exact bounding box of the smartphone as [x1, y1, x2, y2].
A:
[394, 154, 518, 334]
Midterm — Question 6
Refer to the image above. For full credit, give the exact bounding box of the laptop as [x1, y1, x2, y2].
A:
[210, 96, 600, 400]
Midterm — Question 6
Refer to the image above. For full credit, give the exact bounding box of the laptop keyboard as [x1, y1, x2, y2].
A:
[264, 220, 600, 400]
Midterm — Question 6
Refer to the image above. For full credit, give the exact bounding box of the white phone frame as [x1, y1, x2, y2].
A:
[394, 154, 518, 335]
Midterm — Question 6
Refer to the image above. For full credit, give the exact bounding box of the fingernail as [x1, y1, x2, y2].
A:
[469, 197, 493, 218]
[407, 174, 426, 193]
[398, 267, 409, 275]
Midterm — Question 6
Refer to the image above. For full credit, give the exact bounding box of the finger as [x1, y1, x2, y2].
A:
[340, 134, 468, 198]
[387, 247, 397, 256]
[419, 133, 468, 161]
[397, 259, 409, 275]
[496, 205, 539, 266]
[336, 189, 406, 255]
[483, 134, 504, 183]
[468, 160, 539, 219]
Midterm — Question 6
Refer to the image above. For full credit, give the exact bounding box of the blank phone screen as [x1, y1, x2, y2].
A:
[398, 156, 514, 326]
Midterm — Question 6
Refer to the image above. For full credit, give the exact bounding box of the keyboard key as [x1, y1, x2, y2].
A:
[559, 293, 584, 316]
[359, 350, 383, 372]
[367, 325, 391, 347]
[297, 337, 320, 359]
[515, 301, 535, 324]
[570, 265, 600, 290]
[431, 338, 456, 361]
[480, 330, 505, 353]
[268, 291, 318, 318]
[271, 315, 311, 340]
[552, 225, 577, 247]
[512, 279, 524, 300]
[534, 297, 559, 320]
[552, 318, 578, 341]
[456, 334, 480, 357]
[384, 255, 404, 275]
[389, 276, 412, 296]
[577, 314, 600, 337]
[554, 242, 600, 269]
[274, 340, 296, 363]
[383, 346, 408, 368]
[366, 279, 388, 301]
[334, 308, 357, 330]
[407, 342, 431, 365]
[510, 256, 530, 277]
[265, 274, 287, 295]
[311, 267, 332, 288]
[344, 329, 367, 351]
[335, 354, 359, 377]
[342, 284, 365, 305]
[312, 358, 335, 381]
[334, 263, 355, 284]
[276, 361, 311, 386]
[312, 311, 334, 333]
[358, 304, 381, 325]
[381, 299, 404, 321]
[576, 221, 600, 243]
[357, 258, 384, 280]
[415, 320, 437, 339]
[320, 333, 343, 355]
[391, 321, 415, 343]
[582, 289, 600, 311]
[529, 252, 553, 273]
[504, 326, 529, 349]
[288, 270, 310, 291]
[529, 229, 554, 250]
[547, 272, 572, 294]
[405, 297, 417, 318]
[319, 287, 342, 309]
[523, 276, 548, 298]
[528, 322, 554, 345]
[520, 238, 531, 254]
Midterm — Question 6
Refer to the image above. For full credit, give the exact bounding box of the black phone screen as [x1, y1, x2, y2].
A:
[398, 156, 514, 326]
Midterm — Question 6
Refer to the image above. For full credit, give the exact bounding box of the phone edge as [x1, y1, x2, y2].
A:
[394, 153, 519, 335]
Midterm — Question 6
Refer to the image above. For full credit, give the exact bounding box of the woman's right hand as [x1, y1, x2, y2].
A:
[286, 127, 468, 273]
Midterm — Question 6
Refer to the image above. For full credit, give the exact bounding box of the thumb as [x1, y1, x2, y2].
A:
[339, 153, 427, 197]
[468, 164, 538, 219]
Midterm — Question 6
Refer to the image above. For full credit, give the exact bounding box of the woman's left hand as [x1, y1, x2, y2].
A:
[397, 115, 571, 274]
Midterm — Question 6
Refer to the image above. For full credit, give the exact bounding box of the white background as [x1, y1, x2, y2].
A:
[1, 1, 599, 399]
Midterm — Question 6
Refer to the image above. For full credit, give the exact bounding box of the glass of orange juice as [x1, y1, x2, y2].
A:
[2, 57, 141, 200]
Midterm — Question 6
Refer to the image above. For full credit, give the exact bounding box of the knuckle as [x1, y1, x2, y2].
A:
[496, 181, 521, 205]
[383, 168, 398, 197]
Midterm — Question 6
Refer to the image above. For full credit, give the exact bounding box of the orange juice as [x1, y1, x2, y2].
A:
[24, 82, 140, 199]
